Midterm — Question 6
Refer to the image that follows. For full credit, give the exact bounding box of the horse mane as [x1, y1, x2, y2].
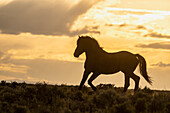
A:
[79, 35, 102, 49]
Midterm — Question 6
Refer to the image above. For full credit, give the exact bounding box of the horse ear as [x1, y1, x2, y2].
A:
[78, 35, 81, 38]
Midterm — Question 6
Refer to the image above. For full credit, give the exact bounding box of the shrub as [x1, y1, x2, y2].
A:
[0, 80, 6, 86]
[93, 89, 117, 109]
[0, 81, 170, 113]
[164, 102, 170, 113]
[134, 98, 147, 113]
[111, 102, 134, 113]
[12, 104, 30, 113]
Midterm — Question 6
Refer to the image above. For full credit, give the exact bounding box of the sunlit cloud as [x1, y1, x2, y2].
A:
[0, 63, 28, 73]
[0, 0, 13, 5]
[106, 7, 170, 15]
[116, 0, 170, 11]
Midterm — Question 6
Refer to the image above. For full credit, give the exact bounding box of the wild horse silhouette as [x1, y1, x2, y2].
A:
[74, 36, 152, 92]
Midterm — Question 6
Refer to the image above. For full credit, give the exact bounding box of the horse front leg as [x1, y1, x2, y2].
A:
[79, 70, 91, 90]
[123, 75, 130, 92]
[88, 72, 100, 91]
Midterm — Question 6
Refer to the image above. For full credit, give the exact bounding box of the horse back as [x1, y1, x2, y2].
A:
[114, 51, 139, 72]
[84, 51, 138, 74]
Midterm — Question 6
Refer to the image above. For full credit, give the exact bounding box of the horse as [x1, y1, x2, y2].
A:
[74, 35, 152, 92]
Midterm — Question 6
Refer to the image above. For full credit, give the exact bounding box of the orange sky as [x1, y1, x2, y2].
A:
[0, 0, 170, 90]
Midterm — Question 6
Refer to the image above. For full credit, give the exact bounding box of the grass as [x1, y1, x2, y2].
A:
[0, 81, 170, 113]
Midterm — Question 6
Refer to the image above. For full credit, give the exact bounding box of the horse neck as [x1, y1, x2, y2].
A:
[85, 46, 105, 59]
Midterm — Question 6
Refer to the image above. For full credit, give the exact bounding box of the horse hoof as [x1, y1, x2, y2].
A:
[93, 87, 97, 91]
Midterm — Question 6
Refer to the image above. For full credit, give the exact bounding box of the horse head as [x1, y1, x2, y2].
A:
[74, 35, 101, 58]
[74, 36, 85, 57]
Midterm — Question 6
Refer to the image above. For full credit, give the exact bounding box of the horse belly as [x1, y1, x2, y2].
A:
[100, 68, 120, 74]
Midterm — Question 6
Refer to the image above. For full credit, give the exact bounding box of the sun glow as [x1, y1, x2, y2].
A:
[0, 0, 13, 5]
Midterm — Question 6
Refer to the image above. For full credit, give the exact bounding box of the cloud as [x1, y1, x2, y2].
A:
[136, 25, 146, 29]
[105, 23, 147, 31]
[0, 63, 28, 74]
[119, 23, 127, 27]
[4, 58, 84, 84]
[0, 51, 11, 63]
[0, 51, 4, 58]
[113, 0, 170, 11]
[136, 42, 170, 50]
[108, 10, 152, 15]
[151, 62, 170, 67]
[0, 40, 31, 51]
[70, 25, 100, 36]
[0, 0, 100, 36]
[0, 49, 84, 84]
[144, 32, 170, 39]
[0, 51, 29, 76]
[105, 24, 114, 27]
[105, 23, 128, 27]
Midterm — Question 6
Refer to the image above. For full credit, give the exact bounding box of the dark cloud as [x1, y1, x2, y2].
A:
[105, 23, 146, 31]
[119, 23, 127, 27]
[152, 62, 170, 67]
[87, 30, 100, 34]
[91, 25, 100, 30]
[105, 23, 128, 27]
[136, 25, 146, 29]
[136, 42, 170, 50]
[105, 24, 114, 27]
[144, 32, 170, 39]
[70, 25, 100, 36]
[0, 0, 100, 36]
[91, 25, 100, 34]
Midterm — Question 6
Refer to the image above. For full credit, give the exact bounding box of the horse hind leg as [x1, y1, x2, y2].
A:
[88, 73, 100, 91]
[130, 73, 140, 91]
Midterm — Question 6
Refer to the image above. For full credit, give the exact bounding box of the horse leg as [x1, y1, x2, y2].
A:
[79, 70, 91, 90]
[130, 73, 140, 91]
[123, 75, 130, 92]
[88, 73, 100, 91]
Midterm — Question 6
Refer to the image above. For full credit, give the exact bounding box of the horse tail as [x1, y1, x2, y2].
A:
[136, 54, 152, 85]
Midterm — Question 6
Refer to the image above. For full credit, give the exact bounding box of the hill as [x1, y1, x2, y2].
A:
[0, 81, 170, 113]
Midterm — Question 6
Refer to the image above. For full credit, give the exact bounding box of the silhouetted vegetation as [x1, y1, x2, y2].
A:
[0, 81, 170, 113]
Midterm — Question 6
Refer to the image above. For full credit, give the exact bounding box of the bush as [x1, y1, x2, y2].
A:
[134, 98, 147, 113]
[12, 104, 30, 113]
[93, 89, 118, 109]
[0, 81, 170, 113]
[164, 102, 170, 113]
[111, 102, 134, 113]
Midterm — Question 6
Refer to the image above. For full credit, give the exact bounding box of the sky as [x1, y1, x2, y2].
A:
[0, 0, 170, 90]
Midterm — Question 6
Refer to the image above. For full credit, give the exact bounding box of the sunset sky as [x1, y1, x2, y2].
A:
[0, 0, 170, 90]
